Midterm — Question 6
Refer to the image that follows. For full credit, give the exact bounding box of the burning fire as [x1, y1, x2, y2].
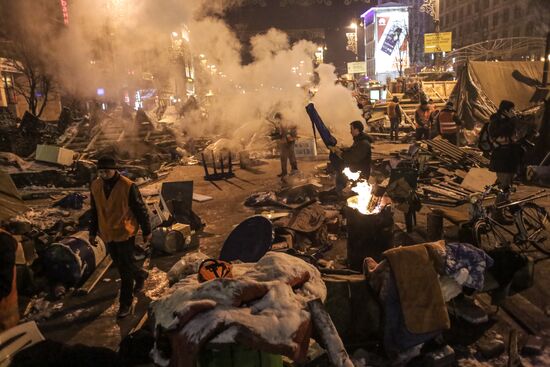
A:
[342, 167, 360, 181]
[343, 168, 381, 215]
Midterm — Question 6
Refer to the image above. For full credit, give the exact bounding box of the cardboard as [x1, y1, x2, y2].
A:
[294, 137, 317, 158]
[460, 168, 497, 192]
[35, 145, 75, 166]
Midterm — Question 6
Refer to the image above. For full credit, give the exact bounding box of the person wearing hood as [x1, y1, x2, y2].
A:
[436, 101, 462, 145]
[89, 156, 151, 318]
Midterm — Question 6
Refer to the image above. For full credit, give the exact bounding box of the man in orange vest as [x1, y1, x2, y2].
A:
[0, 228, 19, 332]
[387, 96, 402, 142]
[436, 101, 462, 145]
[414, 100, 432, 140]
[89, 156, 151, 318]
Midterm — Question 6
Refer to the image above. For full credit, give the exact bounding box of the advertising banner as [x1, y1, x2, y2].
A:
[375, 9, 409, 75]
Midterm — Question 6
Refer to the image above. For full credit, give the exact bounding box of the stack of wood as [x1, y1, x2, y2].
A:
[418, 138, 489, 170]
[419, 178, 478, 207]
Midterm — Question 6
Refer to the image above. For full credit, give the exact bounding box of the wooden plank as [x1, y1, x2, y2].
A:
[192, 193, 213, 202]
[423, 185, 465, 200]
[129, 313, 148, 335]
[501, 294, 550, 336]
[75, 255, 113, 296]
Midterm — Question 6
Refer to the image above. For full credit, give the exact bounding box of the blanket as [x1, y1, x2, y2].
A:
[383, 241, 450, 334]
[151, 252, 327, 367]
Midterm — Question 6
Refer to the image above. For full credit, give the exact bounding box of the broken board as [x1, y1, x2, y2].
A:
[460, 168, 497, 192]
[75, 255, 113, 296]
[192, 193, 213, 202]
[502, 294, 550, 336]
[35, 145, 75, 166]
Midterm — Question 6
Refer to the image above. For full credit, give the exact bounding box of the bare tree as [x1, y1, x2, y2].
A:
[394, 24, 410, 77]
[4, 41, 54, 118]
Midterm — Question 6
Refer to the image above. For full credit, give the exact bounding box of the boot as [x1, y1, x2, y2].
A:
[117, 303, 132, 318]
[134, 270, 149, 295]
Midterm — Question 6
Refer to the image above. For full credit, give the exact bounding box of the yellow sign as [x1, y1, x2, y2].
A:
[347, 61, 366, 74]
[424, 32, 452, 53]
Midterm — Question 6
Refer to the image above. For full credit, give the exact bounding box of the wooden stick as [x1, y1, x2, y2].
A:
[75, 255, 112, 296]
[307, 299, 354, 367]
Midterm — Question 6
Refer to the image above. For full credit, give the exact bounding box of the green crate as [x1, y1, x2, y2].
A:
[198, 344, 283, 367]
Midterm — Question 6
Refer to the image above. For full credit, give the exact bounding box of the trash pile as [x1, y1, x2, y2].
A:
[0, 109, 65, 157]
[150, 251, 329, 367]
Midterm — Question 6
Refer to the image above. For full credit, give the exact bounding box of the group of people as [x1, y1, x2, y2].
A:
[386, 96, 462, 145]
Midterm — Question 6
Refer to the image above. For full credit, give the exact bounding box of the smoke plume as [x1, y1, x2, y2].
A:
[4, 0, 363, 146]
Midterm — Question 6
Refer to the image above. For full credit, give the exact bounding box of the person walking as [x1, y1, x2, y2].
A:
[274, 112, 298, 178]
[387, 96, 402, 141]
[89, 156, 152, 318]
[414, 100, 432, 140]
[436, 101, 462, 145]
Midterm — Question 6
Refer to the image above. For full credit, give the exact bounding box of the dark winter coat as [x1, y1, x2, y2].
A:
[341, 132, 372, 178]
[488, 112, 522, 173]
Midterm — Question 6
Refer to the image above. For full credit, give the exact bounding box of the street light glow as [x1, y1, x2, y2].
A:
[350, 22, 358, 30]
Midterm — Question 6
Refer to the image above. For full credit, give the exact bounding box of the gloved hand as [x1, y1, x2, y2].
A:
[328, 145, 342, 157]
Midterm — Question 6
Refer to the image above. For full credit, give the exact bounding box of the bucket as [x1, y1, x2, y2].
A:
[344, 205, 393, 270]
[152, 223, 196, 254]
[42, 231, 106, 286]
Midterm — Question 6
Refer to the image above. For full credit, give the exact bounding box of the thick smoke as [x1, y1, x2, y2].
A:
[6, 0, 362, 146]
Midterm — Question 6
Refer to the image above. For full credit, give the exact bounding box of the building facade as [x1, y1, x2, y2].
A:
[440, 0, 549, 54]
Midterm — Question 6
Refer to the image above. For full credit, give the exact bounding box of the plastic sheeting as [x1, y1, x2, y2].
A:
[452, 61, 544, 127]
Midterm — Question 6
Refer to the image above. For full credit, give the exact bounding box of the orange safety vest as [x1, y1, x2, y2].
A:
[438, 110, 457, 134]
[416, 107, 432, 126]
[387, 102, 399, 118]
[91, 175, 139, 243]
[0, 229, 19, 332]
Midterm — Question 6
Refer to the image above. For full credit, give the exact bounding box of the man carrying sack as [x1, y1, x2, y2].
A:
[89, 156, 152, 318]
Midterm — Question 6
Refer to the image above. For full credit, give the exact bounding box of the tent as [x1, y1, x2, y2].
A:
[452, 61, 545, 127]
[0, 169, 28, 221]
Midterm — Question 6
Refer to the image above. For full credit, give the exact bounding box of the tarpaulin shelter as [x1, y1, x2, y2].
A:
[452, 61, 545, 128]
[0, 169, 28, 221]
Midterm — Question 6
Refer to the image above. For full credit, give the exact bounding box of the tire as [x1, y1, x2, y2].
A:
[518, 203, 550, 255]
[473, 219, 506, 251]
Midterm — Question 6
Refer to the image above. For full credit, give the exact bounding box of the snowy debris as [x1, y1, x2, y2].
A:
[144, 267, 170, 301]
[166, 251, 210, 284]
[151, 252, 327, 365]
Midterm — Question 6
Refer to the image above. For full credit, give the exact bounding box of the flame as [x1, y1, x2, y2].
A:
[342, 167, 382, 215]
[342, 167, 360, 181]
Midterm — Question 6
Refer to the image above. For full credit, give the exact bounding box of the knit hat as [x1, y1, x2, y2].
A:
[97, 156, 117, 170]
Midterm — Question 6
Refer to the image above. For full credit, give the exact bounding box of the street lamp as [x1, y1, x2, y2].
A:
[347, 21, 359, 61]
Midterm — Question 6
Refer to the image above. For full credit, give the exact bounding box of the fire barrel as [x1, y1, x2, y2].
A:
[344, 205, 394, 271]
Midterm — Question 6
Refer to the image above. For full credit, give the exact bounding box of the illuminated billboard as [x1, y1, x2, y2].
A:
[362, 6, 409, 80]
